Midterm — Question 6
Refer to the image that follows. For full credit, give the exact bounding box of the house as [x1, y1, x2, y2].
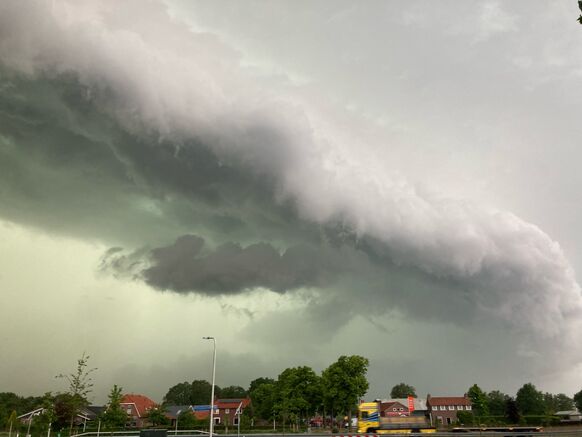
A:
[426, 394, 472, 426]
[164, 405, 193, 427]
[18, 407, 98, 429]
[555, 410, 582, 423]
[192, 398, 251, 427]
[381, 401, 409, 416]
[215, 398, 251, 426]
[377, 398, 429, 417]
[120, 394, 157, 428]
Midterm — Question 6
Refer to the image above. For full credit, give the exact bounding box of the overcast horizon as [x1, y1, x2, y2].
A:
[1, 0, 582, 405]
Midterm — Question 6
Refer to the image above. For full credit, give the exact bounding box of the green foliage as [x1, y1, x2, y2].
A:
[390, 383, 417, 399]
[163, 382, 192, 405]
[177, 410, 205, 429]
[487, 391, 509, 416]
[0, 393, 43, 429]
[163, 380, 221, 406]
[147, 405, 170, 427]
[273, 366, 321, 429]
[219, 386, 247, 398]
[542, 392, 572, 414]
[516, 383, 544, 415]
[573, 389, 582, 413]
[7, 410, 19, 433]
[56, 353, 97, 433]
[505, 398, 520, 424]
[248, 377, 275, 394]
[467, 384, 489, 417]
[192, 380, 219, 405]
[250, 382, 276, 421]
[101, 385, 127, 429]
[456, 411, 474, 425]
[321, 355, 369, 423]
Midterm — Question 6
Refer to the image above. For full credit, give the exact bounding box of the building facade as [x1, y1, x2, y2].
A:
[426, 394, 472, 426]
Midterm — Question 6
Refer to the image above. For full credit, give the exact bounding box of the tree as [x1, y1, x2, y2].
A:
[163, 382, 192, 405]
[250, 382, 276, 422]
[456, 411, 474, 426]
[487, 391, 509, 416]
[147, 406, 170, 427]
[37, 393, 56, 433]
[101, 385, 127, 429]
[248, 377, 275, 394]
[574, 389, 582, 413]
[515, 383, 544, 416]
[56, 353, 97, 434]
[177, 410, 204, 429]
[7, 410, 19, 435]
[390, 383, 417, 399]
[163, 380, 221, 406]
[273, 366, 322, 431]
[554, 393, 574, 411]
[505, 398, 520, 424]
[467, 384, 489, 417]
[191, 380, 218, 405]
[219, 386, 247, 399]
[321, 355, 369, 430]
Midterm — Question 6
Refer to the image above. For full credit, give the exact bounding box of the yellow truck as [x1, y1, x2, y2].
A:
[358, 399, 436, 434]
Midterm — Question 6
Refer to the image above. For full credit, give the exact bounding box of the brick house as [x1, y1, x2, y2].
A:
[192, 398, 251, 426]
[426, 394, 472, 426]
[380, 401, 409, 416]
[121, 394, 157, 428]
[215, 398, 250, 426]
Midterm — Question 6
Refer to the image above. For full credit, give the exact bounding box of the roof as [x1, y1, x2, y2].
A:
[165, 405, 192, 418]
[216, 398, 251, 409]
[428, 396, 471, 406]
[556, 410, 581, 416]
[85, 406, 106, 418]
[382, 401, 408, 409]
[121, 394, 157, 417]
[377, 398, 428, 411]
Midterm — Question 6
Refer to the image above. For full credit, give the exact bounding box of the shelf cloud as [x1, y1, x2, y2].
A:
[1, 0, 582, 389]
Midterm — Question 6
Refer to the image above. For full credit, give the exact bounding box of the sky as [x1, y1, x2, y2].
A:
[1, 0, 582, 404]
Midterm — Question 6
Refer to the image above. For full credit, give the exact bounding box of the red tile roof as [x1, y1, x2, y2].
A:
[428, 397, 471, 406]
[121, 394, 157, 417]
[194, 411, 209, 420]
[216, 398, 250, 409]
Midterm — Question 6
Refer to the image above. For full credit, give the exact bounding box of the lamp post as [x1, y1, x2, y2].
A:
[202, 337, 217, 437]
[175, 410, 181, 435]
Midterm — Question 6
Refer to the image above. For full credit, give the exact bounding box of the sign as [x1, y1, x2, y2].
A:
[407, 396, 415, 413]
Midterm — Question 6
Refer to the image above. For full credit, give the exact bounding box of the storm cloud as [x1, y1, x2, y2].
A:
[103, 234, 373, 294]
[1, 0, 582, 390]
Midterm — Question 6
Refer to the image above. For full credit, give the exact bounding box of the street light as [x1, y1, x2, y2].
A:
[175, 409, 181, 435]
[202, 337, 217, 437]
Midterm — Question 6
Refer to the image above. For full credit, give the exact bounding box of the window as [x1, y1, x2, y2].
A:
[126, 408, 132, 414]
[466, 406, 472, 411]
[439, 406, 446, 411]
[446, 418, 452, 425]
[361, 411, 369, 420]
[233, 417, 239, 426]
[456, 406, 463, 410]
[393, 408, 397, 411]
[214, 417, 220, 424]
[225, 409, 230, 414]
[399, 408, 404, 411]
[448, 406, 455, 410]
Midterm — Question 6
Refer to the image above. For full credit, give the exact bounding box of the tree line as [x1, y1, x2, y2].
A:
[4, 353, 582, 434]
[1, 354, 370, 433]
[387, 382, 582, 426]
[163, 355, 370, 431]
